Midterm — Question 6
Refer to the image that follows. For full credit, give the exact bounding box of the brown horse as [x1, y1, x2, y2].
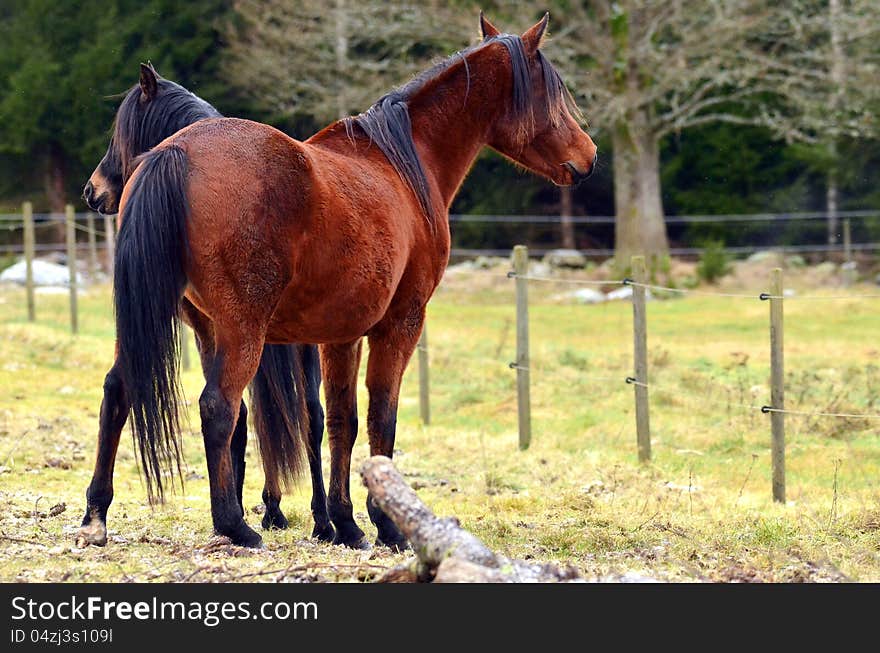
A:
[79, 65, 333, 545]
[96, 12, 597, 549]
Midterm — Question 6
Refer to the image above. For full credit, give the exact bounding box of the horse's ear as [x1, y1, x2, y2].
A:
[139, 62, 158, 102]
[479, 11, 501, 40]
[521, 12, 550, 54]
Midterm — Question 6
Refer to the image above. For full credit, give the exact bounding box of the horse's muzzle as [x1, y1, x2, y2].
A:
[82, 181, 106, 213]
[564, 154, 597, 186]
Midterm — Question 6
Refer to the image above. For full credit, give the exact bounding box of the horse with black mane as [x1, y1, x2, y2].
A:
[80, 66, 333, 546]
[87, 12, 596, 549]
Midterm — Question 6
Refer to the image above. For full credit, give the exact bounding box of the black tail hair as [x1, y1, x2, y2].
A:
[249, 344, 309, 490]
[113, 145, 189, 501]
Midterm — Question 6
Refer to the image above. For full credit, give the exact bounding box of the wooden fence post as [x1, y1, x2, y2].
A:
[23, 201, 35, 322]
[418, 323, 430, 425]
[513, 245, 531, 450]
[86, 212, 98, 279]
[769, 267, 785, 503]
[66, 205, 78, 334]
[179, 326, 191, 371]
[630, 255, 651, 463]
[843, 219, 854, 286]
[103, 213, 115, 280]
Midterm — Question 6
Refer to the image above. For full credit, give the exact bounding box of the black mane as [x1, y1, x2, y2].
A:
[345, 34, 577, 222]
[114, 78, 221, 177]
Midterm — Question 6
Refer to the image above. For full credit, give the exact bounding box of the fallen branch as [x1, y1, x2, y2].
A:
[360, 456, 580, 583]
[0, 530, 43, 546]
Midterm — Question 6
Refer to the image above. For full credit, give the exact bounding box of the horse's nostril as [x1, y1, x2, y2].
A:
[83, 182, 94, 202]
[583, 152, 598, 179]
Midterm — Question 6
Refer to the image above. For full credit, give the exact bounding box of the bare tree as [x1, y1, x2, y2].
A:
[224, 1, 475, 125]
[538, 0, 879, 268]
[826, 0, 846, 244]
[224, 1, 878, 264]
[772, 0, 879, 244]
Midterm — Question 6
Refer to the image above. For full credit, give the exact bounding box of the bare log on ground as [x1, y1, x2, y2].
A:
[359, 455, 580, 583]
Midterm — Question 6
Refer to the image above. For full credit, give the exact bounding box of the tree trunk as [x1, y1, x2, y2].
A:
[44, 143, 67, 242]
[612, 121, 669, 271]
[826, 0, 843, 250]
[559, 186, 575, 249]
[334, 0, 348, 121]
[827, 168, 839, 247]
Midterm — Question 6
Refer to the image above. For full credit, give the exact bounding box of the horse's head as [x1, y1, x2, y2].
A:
[83, 63, 219, 214]
[83, 64, 160, 214]
[482, 13, 597, 186]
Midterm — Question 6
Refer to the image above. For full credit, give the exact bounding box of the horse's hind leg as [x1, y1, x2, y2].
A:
[231, 402, 248, 511]
[181, 300, 249, 515]
[261, 473, 288, 530]
[302, 344, 333, 541]
[181, 299, 260, 544]
[180, 298, 247, 509]
[322, 339, 369, 549]
[364, 313, 424, 550]
[200, 332, 264, 547]
[258, 344, 331, 538]
[77, 360, 129, 547]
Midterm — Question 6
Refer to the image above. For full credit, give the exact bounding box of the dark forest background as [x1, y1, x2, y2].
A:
[1, 0, 877, 256]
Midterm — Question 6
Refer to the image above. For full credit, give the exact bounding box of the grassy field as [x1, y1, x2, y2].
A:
[1, 259, 880, 582]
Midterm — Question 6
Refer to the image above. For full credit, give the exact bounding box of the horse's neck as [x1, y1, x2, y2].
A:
[408, 55, 508, 210]
[165, 92, 222, 138]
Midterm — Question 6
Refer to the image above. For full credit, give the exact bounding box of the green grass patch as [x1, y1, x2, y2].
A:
[1, 274, 879, 582]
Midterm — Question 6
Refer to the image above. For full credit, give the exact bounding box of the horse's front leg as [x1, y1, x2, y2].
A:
[321, 339, 369, 549]
[77, 359, 129, 547]
[364, 313, 424, 550]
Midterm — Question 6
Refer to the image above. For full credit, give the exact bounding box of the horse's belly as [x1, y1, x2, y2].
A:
[265, 281, 394, 344]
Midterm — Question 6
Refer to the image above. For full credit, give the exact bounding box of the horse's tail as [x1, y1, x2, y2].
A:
[113, 144, 190, 502]
[249, 344, 309, 490]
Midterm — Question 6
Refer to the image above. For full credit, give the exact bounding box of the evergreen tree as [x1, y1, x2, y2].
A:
[0, 0, 231, 213]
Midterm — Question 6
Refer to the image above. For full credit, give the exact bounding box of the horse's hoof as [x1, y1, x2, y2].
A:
[261, 511, 290, 531]
[376, 537, 411, 553]
[312, 522, 335, 543]
[348, 537, 372, 551]
[75, 519, 108, 547]
[227, 522, 264, 548]
[333, 532, 371, 550]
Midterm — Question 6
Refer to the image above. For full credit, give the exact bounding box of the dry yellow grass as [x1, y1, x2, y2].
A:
[1, 260, 879, 582]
